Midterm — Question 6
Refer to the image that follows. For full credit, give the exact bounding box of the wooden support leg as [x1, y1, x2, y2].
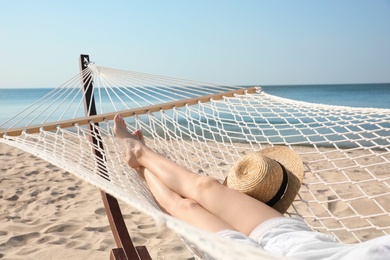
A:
[102, 191, 152, 260]
[80, 54, 152, 260]
[110, 246, 151, 260]
[111, 248, 127, 260]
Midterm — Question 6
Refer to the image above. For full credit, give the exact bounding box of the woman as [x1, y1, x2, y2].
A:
[113, 114, 390, 260]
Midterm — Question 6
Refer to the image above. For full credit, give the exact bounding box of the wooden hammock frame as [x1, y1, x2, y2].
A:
[0, 54, 255, 259]
[80, 54, 152, 260]
[78, 55, 255, 260]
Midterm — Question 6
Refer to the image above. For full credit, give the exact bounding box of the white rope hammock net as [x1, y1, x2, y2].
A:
[1, 64, 389, 260]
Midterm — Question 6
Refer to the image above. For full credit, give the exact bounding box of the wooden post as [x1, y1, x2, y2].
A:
[79, 54, 151, 260]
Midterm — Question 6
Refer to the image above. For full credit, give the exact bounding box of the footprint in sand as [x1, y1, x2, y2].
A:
[94, 207, 107, 215]
[67, 186, 78, 191]
[84, 225, 112, 233]
[327, 195, 354, 216]
[132, 235, 147, 244]
[30, 190, 39, 197]
[37, 235, 57, 244]
[3, 232, 40, 247]
[47, 193, 76, 204]
[5, 194, 19, 201]
[137, 223, 155, 230]
[44, 224, 82, 234]
[50, 237, 67, 245]
[25, 170, 39, 176]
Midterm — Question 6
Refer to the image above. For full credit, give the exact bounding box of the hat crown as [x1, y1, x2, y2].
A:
[227, 153, 284, 203]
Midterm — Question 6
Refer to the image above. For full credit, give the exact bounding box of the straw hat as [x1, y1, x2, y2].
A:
[223, 147, 304, 213]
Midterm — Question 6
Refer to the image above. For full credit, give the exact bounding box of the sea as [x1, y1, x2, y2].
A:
[261, 83, 390, 108]
[1, 83, 388, 125]
[0, 83, 389, 148]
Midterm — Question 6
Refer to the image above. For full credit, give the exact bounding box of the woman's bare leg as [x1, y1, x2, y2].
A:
[114, 114, 282, 235]
[144, 169, 235, 232]
[115, 116, 235, 232]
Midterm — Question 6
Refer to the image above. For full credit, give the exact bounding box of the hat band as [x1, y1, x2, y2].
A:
[265, 162, 289, 207]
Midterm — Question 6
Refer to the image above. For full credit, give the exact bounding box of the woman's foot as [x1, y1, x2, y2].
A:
[131, 129, 146, 179]
[113, 114, 133, 139]
[113, 114, 146, 169]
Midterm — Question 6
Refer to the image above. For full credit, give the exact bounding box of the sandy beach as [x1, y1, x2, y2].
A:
[0, 143, 193, 260]
[1, 140, 389, 259]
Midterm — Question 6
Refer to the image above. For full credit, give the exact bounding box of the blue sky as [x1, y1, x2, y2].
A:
[1, 0, 389, 88]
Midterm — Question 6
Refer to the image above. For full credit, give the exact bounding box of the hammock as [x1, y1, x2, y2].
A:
[1, 57, 389, 260]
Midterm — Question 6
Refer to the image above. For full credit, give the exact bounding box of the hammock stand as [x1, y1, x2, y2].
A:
[79, 55, 151, 260]
[1, 55, 389, 260]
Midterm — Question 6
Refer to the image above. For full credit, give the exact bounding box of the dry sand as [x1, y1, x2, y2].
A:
[0, 143, 193, 260]
[1, 141, 389, 259]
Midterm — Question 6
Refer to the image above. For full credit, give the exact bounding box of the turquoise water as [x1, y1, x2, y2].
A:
[1, 83, 389, 148]
[0, 83, 389, 125]
[261, 83, 390, 109]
